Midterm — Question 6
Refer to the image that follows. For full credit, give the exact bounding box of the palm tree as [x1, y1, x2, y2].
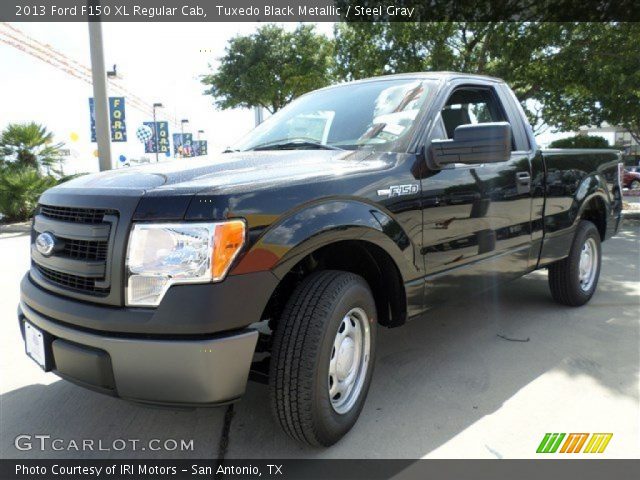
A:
[0, 167, 57, 221]
[0, 122, 65, 171]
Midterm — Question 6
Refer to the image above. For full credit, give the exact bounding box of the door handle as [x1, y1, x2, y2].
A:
[516, 171, 531, 184]
[516, 171, 531, 194]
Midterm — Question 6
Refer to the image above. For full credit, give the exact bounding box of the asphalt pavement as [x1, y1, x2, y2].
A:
[1, 218, 638, 459]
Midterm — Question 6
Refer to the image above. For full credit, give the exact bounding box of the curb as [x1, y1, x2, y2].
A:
[0, 221, 31, 234]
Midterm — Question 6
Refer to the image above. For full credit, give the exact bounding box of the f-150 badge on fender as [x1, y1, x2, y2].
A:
[377, 184, 419, 197]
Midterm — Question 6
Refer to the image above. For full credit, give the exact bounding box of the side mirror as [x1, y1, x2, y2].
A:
[430, 122, 512, 167]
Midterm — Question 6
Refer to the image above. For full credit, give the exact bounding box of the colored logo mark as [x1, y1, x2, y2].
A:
[537, 433, 612, 453]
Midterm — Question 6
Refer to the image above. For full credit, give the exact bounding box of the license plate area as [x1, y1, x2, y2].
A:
[24, 322, 52, 371]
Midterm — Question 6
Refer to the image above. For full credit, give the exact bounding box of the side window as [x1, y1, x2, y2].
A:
[440, 88, 506, 139]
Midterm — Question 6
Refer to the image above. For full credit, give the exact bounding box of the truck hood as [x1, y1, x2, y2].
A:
[54, 150, 392, 196]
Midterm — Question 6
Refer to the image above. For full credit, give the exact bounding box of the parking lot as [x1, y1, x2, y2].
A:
[1, 219, 638, 459]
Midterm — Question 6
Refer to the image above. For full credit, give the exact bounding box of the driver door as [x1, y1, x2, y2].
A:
[420, 84, 534, 309]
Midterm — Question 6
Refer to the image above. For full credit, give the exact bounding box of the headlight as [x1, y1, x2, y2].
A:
[125, 220, 245, 307]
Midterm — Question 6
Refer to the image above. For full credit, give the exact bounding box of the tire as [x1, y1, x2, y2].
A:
[269, 270, 377, 447]
[631, 180, 640, 190]
[548, 220, 602, 306]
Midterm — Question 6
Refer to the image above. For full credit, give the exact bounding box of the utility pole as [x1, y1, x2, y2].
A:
[88, 19, 112, 171]
[254, 106, 263, 127]
[152, 102, 163, 163]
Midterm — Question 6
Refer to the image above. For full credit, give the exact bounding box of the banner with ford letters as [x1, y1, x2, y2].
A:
[89, 97, 127, 142]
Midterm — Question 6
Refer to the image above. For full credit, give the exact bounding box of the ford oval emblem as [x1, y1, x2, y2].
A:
[35, 232, 56, 256]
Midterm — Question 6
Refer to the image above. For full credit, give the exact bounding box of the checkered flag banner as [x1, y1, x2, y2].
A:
[136, 124, 154, 143]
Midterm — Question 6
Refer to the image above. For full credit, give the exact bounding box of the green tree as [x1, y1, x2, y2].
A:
[333, 22, 457, 80]
[548, 135, 611, 149]
[538, 23, 640, 144]
[0, 166, 57, 222]
[334, 22, 639, 137]
[334, 22, 570, 132]
[202, 25, 335, 113]
[0, 122, 65, 171]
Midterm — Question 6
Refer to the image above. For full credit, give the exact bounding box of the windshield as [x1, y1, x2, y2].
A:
[234, 78, 438, 152]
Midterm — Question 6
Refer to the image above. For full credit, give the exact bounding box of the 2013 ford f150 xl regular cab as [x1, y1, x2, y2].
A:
[19, 73, 622, 447]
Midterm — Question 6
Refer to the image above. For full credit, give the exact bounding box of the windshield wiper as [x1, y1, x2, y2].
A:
[248, 139, 343, 151]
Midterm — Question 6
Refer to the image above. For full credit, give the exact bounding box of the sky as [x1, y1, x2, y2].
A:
[0, 22, 333, 174]
[1, 22, 596, 175]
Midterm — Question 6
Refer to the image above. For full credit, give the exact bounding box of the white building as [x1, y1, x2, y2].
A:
[579, 124, 639, 155]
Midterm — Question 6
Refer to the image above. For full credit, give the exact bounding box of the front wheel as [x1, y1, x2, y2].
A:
[630, 179, 640, 190]
[269, 270, 377, 447]
[548, 220, 602, 306]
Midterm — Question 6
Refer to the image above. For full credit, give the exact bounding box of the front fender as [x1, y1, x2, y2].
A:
[231, 199, 418, 281]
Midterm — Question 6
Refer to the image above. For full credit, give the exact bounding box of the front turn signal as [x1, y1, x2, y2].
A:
[212, 220, 246, 280]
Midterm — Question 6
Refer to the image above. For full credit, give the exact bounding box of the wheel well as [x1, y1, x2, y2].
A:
[581, 196, 607, 240]
[261, 240, 407, 330]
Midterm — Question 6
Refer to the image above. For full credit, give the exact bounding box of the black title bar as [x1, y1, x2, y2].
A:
[1, 0, 640, 22]
[2, 459, 640, 480]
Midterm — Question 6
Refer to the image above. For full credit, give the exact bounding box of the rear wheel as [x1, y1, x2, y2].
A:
[631, 179, 640, 190]
[548, 220, 601, 306]
[269, 270, 377, 446]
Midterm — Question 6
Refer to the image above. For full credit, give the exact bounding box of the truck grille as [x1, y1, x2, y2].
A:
[31, 204, 117, 298]
[33, 263, 110, 295]
[40, 205, 117, 224]
[63, 238, 109, 261]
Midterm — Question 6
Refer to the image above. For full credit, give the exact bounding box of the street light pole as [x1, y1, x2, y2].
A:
[88, 19, 112, 171]
[197, 129, 205, 156]
[152, 102, 163, 163]
[180, 119, 189, 158]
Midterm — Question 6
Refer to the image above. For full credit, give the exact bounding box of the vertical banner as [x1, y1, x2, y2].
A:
[143, 122, 156, 153]
[193, 140, 208, 156]
[156, 121, 170, 154]
[173, 133, 183, 156]
[109, 97, 126, 142]
[143, 122, 170, 154]
[89, 98, 96, 142]
[173, 133, 193, 157]
[89, 97, 127, 142]
[182, 133, 193, 157]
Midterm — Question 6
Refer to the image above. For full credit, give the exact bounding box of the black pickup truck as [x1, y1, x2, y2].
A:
[19, 73, 622, 447]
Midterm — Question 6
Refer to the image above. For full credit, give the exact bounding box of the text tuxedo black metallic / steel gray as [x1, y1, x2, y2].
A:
[18, 73, 622, 446]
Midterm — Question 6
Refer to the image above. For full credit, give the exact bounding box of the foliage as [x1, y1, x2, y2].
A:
[0, 165, 57, 222]
[0, 122, 65, 171]
[205, 21, 638, 139]
[538, 23, 640, 144]
[333, 22, 640, 137]
[202, 25, 335, 113]
[548, 135, 611, 149]
[334, 22, 566, 132]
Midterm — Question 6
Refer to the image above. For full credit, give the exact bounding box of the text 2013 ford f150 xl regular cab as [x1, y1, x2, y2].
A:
[19, 73, 622, 446]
